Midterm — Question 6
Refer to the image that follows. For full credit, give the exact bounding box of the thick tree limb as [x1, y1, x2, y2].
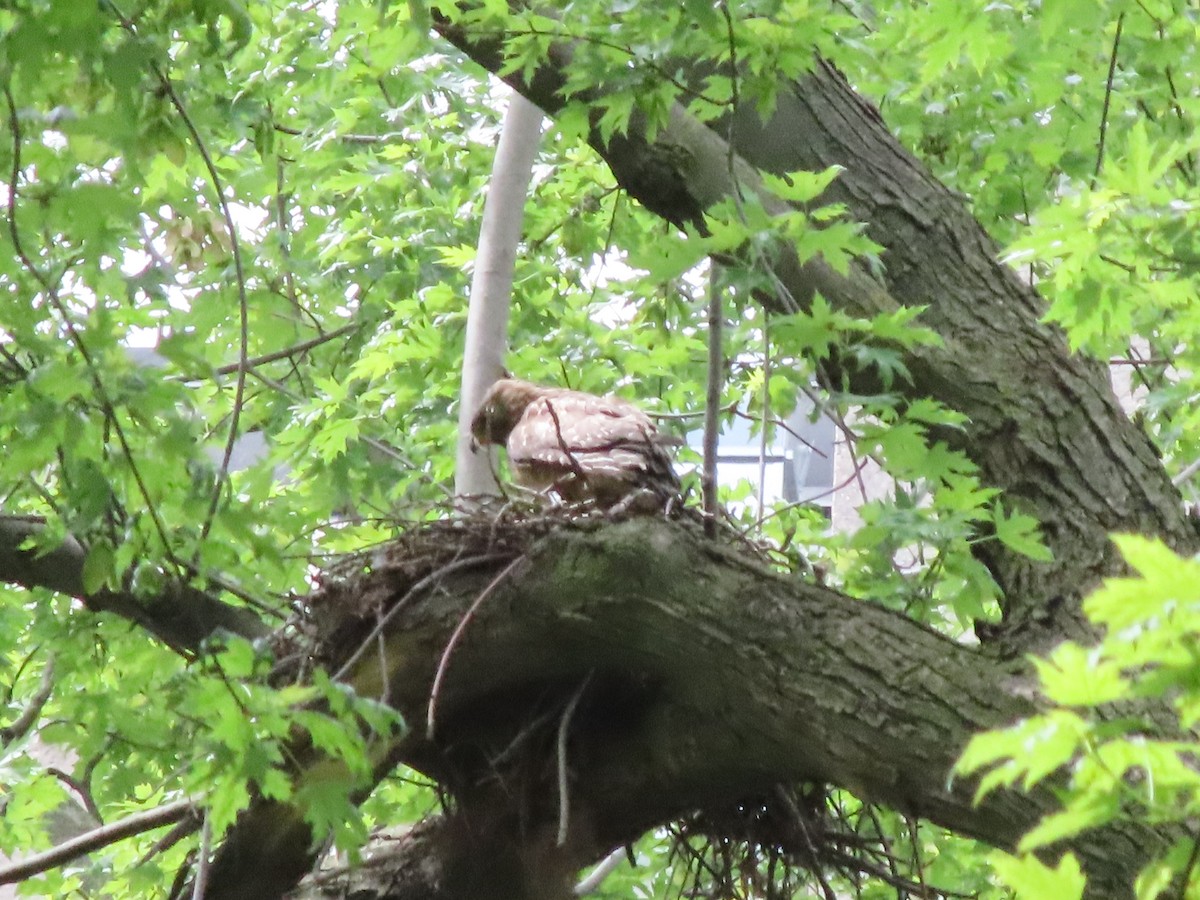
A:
[202, 519, 1173, 900]
[0, 516, 269, 654]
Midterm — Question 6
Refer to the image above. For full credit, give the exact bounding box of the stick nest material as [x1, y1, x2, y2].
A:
[270, 496, 776, 680]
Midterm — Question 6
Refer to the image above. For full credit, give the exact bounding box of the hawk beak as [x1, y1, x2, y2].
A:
[469, 436, 480, 453]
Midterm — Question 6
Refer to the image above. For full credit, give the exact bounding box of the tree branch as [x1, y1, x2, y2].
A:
[0, 653, 54, 745]
[205, 519, 1176, 899]
[0, 517, 269, 655]
[0, 798, 196, 886]
[208, 323, 358, 378]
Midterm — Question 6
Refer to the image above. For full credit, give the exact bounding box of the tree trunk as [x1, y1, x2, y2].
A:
[455, 91, 544, 499]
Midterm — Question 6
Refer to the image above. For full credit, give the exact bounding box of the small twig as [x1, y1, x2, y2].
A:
[0, 654, 54, 746]
[774, 786, 836, 900]
[273, 147, 301, 317]
[653, 405, 828, 458]
[0, 342, 30, 381]
[207, 324, 357, 378]
[557, 675, 592, 847]
[482, 442, 511, 503]
[702, 267, 723, 537]
[489, 709, 558, 769]
[191, 812, 211, 900]
[1, 644, 40, 706]
[865, 804, 901, 887]
[757, 321, 770, 530]
[0, 798, 195, 885]
[1119, 344, 1161, 395]
[374, 75, 395, 108]
[1172, 455, 1200, 488]
[755, 455, 869, 527]
[333, 554, 507, 683]
[375, 610, 391, 707]
[1174, 830, 1200, 900]
[581, 189, 623, 307]
[906, 816, 930, 899]
[811, 384, 870, 503]
[1093, 12, 1125, 185]
[820, 848, 973, 899]
[46, 766, 102, 826]
[272, 122, 400, 145]
[1109, 355, 1170, 366]
[137, 220, 177, 276]
[134, 815, 203, 867]
[3, 85, 52, 293]
[718, 0, 740, 176]
[1161, 65, 1197, 184]
[573, 846, 627, 896]
[426, 555, 527, 740]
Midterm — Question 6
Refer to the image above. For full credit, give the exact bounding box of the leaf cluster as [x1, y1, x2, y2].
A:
[959, 536, 1200, 898]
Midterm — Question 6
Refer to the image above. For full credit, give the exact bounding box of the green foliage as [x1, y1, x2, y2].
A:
[839, 0, 1200, 503]
[2, 0, 1199, 896]
[958, 536, 1200, 896]
[989, 851, 1086, 900]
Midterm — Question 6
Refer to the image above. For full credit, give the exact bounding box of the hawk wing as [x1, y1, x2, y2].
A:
[506, 390, 680, 505]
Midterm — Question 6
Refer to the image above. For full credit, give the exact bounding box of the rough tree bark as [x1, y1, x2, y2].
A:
[269, 519, 1173, 900]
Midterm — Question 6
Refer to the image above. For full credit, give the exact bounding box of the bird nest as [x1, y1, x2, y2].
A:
[271, 495, 782, 676]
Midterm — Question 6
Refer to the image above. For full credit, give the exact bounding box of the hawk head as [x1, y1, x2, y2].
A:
[470, 378, 545, 447]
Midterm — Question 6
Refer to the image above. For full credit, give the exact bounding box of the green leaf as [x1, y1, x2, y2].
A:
[81, 542, 115, 595]
[1018, 795, 1117, 853]
[990, 850, 1085, 900]
[1035, 643, 1129, 707]
[992, 504, 1053, 562]
[759, 166, 843, 203]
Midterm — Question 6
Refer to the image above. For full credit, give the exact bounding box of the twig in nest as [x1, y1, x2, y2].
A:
[557, 674, 593, 847]
[333, 553, 507, 683]
[426, 555, 528, 740]
[775, 784, 836, 900]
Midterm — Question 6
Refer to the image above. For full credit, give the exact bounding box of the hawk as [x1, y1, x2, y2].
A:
[470, 378, 681, 510]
